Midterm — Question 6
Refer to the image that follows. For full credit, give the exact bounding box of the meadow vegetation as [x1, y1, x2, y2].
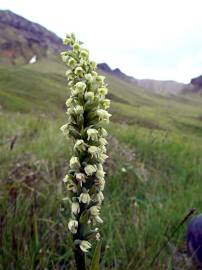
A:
[0, 57, 202, 269]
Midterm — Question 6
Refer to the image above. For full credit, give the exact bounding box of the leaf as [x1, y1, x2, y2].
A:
[90, 241, 102, 270]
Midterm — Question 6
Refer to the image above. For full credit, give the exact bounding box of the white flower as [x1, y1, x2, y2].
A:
[97, 178, 105, 191]
[97, 192, 104, 204]
[95, 215, 103, 223]
[84, 164, 97, 176]
[97, 109, 111, 124]
[87, 128, 98, 141]
[70, 157, 80, 169]
[100, 128, 108, 137]
[75, 67, 83, 77]
[66, 97, 73, 107]
[100, 145, 107, 153]
[79, 240, 92, 252]
[96, 75, 105, 83]
[121, 167, 127, 173]
[68, 219, 78, 234]
[98, 87, 108, 96]
[67, 107, 74, 115]
[99, 137, 108, 145]
[79, 192, 91, 204]
[74, 140, 86, 152]
[61, 54, 68, 62]
[84, 91, 94, 101]
[101, 99, 110, 109]
[96, 232, 100, 241]
[74, 105, 84, 115]
[96, 166, 105, 180]
[75, 82, 86, 92]
[80, 49, 89, 59]
[85, 73, 93, 83]
[98, 153, 108, 163]
[68, 57, 77, 68]
[90, 205, 100, 216]
[63, 174, 71, 183]
[67, 181, 77, 193]
[90, 61, 97, 69]
[63, 37, 71, 45]
[60, 124, 69, 135]
[75, 173, 86, 184]
[71, 202, 80, 215]
[88, 146, 100, 158]
[73, 42, 80, 52]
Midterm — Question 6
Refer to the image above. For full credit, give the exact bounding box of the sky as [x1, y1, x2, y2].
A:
[1, 0, 202, 83]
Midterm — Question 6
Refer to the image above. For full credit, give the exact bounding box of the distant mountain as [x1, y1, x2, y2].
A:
[182, 74, 202, 94]
[136, 79, 185, 94]
[0, 10, 64, 64]
[98, 63, 185, 94]
[0, 10, 189, 94]
[97, 63, 137, 83]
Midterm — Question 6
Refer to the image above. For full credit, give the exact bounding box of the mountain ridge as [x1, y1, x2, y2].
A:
[0, 9, 201, 95]
[0, 9, 64, 64]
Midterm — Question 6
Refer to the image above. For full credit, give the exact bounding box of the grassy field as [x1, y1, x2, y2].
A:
[0, 57, 202, 270]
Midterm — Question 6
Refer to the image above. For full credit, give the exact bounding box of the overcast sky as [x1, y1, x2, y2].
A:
[1, 0, 202, 83]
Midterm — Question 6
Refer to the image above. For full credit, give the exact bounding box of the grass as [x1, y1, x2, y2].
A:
[0, 57, 202, 269]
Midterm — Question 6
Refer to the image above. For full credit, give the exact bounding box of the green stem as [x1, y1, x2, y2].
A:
[74, 246, 86, 270]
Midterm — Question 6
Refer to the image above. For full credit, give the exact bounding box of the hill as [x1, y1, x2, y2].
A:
[98, 63, 185, 94]
[0, 10, 64, 64]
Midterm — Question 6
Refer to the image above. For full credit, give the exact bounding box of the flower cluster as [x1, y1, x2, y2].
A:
[61, 33, 111, 252]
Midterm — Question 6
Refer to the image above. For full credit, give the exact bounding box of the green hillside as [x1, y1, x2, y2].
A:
[1, 57, 202, 270]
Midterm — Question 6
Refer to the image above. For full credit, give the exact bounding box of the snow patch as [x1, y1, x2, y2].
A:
[29, 55, 37, 64]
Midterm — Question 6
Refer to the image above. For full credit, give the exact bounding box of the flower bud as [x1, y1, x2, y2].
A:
[74, 140, 86, 152]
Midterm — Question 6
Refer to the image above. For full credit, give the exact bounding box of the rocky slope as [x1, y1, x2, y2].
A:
[0, 10, 64, 64]
[181, 74, 202, 94]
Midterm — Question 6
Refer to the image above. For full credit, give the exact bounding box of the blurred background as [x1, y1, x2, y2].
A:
[0, 1, 202, 269]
